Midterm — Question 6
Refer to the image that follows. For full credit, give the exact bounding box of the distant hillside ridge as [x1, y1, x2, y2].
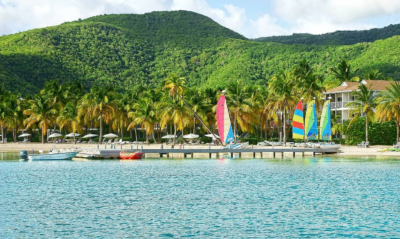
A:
[1, 11, 400, 94]
[254, 23, 400, 45]
[77, 11, 247, 46]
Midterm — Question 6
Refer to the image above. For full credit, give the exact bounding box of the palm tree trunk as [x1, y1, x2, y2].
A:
[365, 117, 369, 142]
[99, 113, 103, 144]
[73, 133, 76, 145]
[283, 110, 286, 144]
[152, 132, 157, 144]
[193, 117, 195, 134]
[1, 125, 4, 143]
[134, 127, 138, 143]
[146, 133, 149, 144]
[397, 120, 399, 143]
[42, 126, 45, 144]
[265, 119, 268, 140]
[173, 124, 177, 145]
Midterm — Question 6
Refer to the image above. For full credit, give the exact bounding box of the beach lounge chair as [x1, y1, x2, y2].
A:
[393, 142, 400, 148]
[365, 141, 369, 148]
[166, 139, 172, 145]
[117, 139, 126, 145]
[193, 139, 200, 145]
[357, 141, 365, 147]
[18, 138, 30, 144]
[107, 139, 113, 144]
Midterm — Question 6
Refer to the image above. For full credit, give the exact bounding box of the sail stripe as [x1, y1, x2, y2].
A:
[293, 121, 304, 129]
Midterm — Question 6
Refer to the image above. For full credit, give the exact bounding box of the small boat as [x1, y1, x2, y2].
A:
[120, 151, 144, 160]
[21, 149, 80, 162]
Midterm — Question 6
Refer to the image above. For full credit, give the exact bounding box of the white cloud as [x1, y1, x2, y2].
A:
[250, 14, 289, 38]
[273, 0, 400, 34]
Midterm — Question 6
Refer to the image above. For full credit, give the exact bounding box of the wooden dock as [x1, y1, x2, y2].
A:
[143, 147, 324, 158]
[75, 145, 331, 159]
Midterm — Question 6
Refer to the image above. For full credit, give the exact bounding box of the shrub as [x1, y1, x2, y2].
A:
[343, 117, 397, 145]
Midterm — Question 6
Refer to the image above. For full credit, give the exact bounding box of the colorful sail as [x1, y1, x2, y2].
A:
[320, 100, 332, 141]
[216, 95, 234, 145]
[305, 100, 318, 140]
[293, 100, 304, 139]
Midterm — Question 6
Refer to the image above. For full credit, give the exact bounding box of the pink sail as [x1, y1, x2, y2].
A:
[216, 95, 234, 145]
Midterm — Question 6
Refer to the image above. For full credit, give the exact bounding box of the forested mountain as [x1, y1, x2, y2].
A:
[1, 10, 400, 94]
[255, 23, 400, 45]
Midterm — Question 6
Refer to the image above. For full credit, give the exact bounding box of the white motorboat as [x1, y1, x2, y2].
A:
[21, 149, 80, 162]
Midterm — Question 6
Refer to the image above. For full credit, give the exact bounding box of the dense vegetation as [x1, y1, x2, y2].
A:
[255, 23, 400, 45]
[1, 11, 400, 94]
[1, 59, 400, 146]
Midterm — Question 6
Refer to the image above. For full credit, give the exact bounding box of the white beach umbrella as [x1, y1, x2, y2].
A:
[162, 134, 176, 139]
[205, 134, 220, 139]
[82, 133, 98, 138]
[65, 133, 81, 137]
[18, 133, 31, 137]
[48, 133, 62, 138]
[103, 133, 118, 138]
[183, 134, 199, 139]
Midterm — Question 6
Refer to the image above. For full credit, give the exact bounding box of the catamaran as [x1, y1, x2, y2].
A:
[216, 92, 248, 149]
[293, 99, 340, 153]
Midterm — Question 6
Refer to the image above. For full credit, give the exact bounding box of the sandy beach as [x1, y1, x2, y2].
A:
[1, 142, 400, 158]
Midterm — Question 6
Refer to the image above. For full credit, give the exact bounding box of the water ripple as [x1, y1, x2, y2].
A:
[1, 158, 400, 237]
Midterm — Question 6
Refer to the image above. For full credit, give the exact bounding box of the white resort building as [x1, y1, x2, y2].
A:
[323, 80, 392, 122]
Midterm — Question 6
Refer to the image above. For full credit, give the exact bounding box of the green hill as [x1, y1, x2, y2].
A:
[254, 23, 400, 45]
[1, 11, 400, 94]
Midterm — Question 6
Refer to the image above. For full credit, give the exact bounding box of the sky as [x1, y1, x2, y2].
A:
[1, 0, 400, 38]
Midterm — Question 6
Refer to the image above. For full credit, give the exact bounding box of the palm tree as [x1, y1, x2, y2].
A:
[294, 60, 326, 108]
[0, 101, 11, 143]
[225, 80, 257, 138]
[57, 102, 82, 144]
[23, 94, 58, 144]
[162, 73, 220, 143]
[364, 69, 385, 80]
[6, 94, 24, 142]
[329, 60, 360, 83]
[127, 98, 158, 144]
[266, 71, 298, 144]
[78, 85, 117, 143]
[376, 82, 400, 142]
[346, 84, 377, 142]
[158, 94, 191, 145]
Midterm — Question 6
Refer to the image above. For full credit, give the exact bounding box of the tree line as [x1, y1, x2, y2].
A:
[0, 59, 399, 145]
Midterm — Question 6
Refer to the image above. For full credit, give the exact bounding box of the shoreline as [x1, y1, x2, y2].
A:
[1, 143, 400, 158]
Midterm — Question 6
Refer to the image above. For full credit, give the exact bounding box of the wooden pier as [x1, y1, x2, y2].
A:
[75, 145, 331, 159]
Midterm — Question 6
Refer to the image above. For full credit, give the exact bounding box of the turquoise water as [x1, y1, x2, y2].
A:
[1, 155, 400, 238]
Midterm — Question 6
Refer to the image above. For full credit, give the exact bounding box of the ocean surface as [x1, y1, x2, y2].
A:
[1, 153, 400, 238]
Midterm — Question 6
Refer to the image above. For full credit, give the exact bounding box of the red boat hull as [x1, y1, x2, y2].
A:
[120, 151, 144, 160]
